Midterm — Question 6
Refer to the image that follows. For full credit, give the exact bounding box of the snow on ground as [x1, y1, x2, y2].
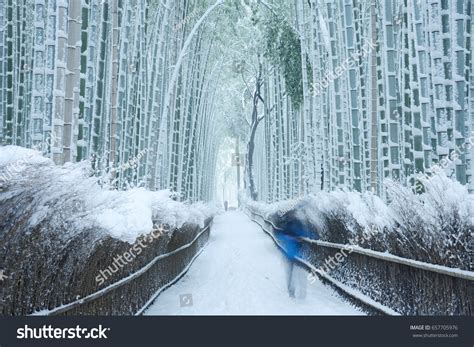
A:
[144, 211, 363, 315]
[0, 146, 218, 243]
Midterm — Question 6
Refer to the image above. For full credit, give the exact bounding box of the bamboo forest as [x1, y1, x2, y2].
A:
[0, 0, 473, 321]
[2, 0, 473, 202]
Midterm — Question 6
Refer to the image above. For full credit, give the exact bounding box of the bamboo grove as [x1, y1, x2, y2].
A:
[0, 0, 221, 201]
[0, 0, 473, 203]
[251, 0, 474, 202]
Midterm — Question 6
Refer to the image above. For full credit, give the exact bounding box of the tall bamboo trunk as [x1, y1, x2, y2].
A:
[108, 0, 119, 183]
[369, 0, 378, 193]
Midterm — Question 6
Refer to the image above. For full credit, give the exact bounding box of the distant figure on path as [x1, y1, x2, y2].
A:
[224, 200, 228, 211]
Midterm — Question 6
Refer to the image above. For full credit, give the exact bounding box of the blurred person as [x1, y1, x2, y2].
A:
[275, 210, 317, 298]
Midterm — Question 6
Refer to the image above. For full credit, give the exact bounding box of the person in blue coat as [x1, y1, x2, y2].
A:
[275, 213, 310, 298]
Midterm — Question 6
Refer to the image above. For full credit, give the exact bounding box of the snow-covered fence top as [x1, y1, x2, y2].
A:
[0, 146, 217, 315]
[244, 175, 473, 271]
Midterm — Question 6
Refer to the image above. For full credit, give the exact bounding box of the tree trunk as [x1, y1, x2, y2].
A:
[246, 62, 264, 201]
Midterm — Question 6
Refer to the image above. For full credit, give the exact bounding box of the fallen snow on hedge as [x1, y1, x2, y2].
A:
[245, 173, 473, 235]
[244, 173, 473, 269]
[244, 189, 395, 234]
[0, 146, 218, 243]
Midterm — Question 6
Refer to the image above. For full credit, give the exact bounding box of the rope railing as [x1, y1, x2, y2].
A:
[31, 224, 211, 316]
[245, 207, 474, 315]
[247, 208, 474, 280]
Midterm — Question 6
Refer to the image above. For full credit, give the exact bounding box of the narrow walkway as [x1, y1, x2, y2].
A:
[144, 211, 363, 315]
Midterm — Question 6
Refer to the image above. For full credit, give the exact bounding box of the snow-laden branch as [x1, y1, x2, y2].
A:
[156, 0, 224, 151]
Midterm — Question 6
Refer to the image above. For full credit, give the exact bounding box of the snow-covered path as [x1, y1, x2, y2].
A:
[144, 211, 363, 315]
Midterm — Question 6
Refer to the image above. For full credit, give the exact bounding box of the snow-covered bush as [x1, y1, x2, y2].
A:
[0, 146, 218, 242]
[385, 174, 473, 269]
[246, 173, 473, 270]
[0, 146, 217, 314]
